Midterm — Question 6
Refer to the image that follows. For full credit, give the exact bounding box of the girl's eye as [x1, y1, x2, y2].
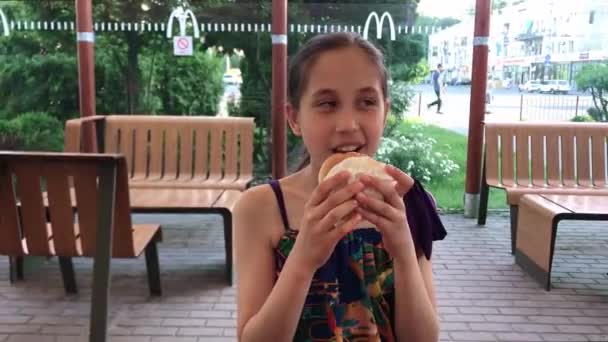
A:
[317, 101, 336, 108]
[361, 98, 377, 107]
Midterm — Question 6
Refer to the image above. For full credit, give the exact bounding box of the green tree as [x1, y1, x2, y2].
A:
[575, 62, 608, 122]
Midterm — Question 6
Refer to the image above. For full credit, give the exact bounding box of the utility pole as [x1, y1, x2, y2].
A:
[464, 0, 491, 218]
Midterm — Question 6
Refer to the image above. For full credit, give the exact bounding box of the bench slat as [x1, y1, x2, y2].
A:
[545, 132, 561, 186]
[164, 126, 179, 180]
[500, 128, 515, 187]
[223, 122, 238, 183]
[148, 126, 163, 180]
[73, 163, 100, 255]
[531, 132, 545, 187]
[485, 125, 500, 186]
[194, 126, 210, 181]
[45, 164, 79, 256]
[515, 131, 529, 186]
[13, 162, 51, 255]
[561, 131, 576, 187]
[576, 132, 592, 187]
[591, 134, 606, 187]
[178, 126, 195, 181]
[0, 163, 25, 255]
[133, 128, 149, 180]
[208, 123, 224, 182]
[240, 122, 254, 180]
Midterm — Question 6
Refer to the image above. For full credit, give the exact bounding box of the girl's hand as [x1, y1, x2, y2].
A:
[355, 165, 416, 261]
[290, 171, 364, 274]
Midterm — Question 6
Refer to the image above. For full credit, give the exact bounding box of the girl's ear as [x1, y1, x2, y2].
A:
[286, 103, 302, 136]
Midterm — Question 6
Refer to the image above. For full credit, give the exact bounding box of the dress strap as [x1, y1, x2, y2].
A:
[268, 180, 291, 231]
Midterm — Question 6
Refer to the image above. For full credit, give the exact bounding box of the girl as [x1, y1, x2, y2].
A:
[234, 32, 447, 342]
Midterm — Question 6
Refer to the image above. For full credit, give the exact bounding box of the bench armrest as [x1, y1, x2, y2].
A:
[64, 115, 107, 153]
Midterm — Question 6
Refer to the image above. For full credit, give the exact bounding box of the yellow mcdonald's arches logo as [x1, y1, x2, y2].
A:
[0, 8, 9, 37]
[363, 11, 395, 41]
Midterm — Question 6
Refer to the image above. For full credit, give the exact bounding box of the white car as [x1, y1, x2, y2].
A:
[539, 80, 571, 94]
[518, 80, 542, 93]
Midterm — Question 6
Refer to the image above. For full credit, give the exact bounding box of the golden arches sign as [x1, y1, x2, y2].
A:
[363, 11, 396, 41]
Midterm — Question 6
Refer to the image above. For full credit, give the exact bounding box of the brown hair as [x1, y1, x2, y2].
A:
[287, 32, 389, 172]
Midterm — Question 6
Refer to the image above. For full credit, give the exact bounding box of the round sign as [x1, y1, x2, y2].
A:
[177, 37, 189, 50]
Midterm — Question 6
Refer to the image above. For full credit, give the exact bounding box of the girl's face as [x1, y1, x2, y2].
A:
[287, 46, 389, 175]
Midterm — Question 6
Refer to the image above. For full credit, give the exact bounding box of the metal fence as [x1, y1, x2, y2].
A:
[518, 94, 594, 121]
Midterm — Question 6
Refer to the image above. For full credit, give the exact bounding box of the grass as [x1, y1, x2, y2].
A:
[396, 117, 507, 212]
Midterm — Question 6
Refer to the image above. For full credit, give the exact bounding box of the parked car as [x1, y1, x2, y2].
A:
[518, 80, 542, 93]
[539, 80, 571, 94]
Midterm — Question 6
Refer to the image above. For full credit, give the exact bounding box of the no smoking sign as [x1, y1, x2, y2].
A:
[173, 36, 193, 56]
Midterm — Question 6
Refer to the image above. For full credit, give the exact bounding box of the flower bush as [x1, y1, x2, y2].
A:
[377, 125, 459, 183]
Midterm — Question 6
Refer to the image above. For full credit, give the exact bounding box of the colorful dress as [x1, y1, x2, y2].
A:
[269, 179, 447, 342]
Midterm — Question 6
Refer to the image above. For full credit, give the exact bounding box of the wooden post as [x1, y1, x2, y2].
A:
[464, 0, 491, 218]
[271, 0, 288, 179]
[76, 0, 97, 153]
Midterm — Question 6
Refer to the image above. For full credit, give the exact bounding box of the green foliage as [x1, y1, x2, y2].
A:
[575, 62, 608, 122]
[14, 112, 64, 151]
[157, 50, 224, 115]
[377, 123, 459, 183]
[570, 114, 595, 122]
[0, 54, 79, 122]
[0, 119, 22, 150]
[389, 81, 415, 117]
[0, 113, 63, 151]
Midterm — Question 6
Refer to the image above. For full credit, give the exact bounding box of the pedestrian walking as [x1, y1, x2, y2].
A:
[427, 63, 445, 114]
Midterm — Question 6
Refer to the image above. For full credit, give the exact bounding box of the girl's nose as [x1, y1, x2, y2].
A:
[335, 110, 360, 132]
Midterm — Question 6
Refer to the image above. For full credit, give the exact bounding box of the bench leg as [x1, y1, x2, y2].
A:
[59, 257, 78, 294]
[515, 208, 560, 291]
[220, 210, 233, 286]
[144, 237, 162, 297]
[478, 182, 490, 226]
[9, 256, 24, 283]
[510, 205, 518, 255]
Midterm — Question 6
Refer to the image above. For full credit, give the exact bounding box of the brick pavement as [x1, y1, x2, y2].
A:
[0, 212, 606, 342]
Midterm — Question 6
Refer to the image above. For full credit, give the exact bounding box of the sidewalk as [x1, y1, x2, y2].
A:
[0, 213, 607, 341]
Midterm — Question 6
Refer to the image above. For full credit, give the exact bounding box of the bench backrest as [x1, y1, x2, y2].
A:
[484, 122, 608, 188]
[0, 152, 135, 258]
[66, 115, 255, 184]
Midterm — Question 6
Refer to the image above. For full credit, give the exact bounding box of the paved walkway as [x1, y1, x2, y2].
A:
[0, 213, 607, 342]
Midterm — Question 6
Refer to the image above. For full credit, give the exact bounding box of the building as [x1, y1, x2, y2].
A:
[428, 0, 608, 88]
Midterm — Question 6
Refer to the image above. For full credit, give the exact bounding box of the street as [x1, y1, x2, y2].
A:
[409, 84, 594, 135]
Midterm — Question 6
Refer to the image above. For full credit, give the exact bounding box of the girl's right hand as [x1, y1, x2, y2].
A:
[290, 171, 365, 274]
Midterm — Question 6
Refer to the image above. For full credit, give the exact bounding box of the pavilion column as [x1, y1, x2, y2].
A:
[271, 0, 288, 179]
[464, 0, 491, 218]
[76, 0, 97, 152]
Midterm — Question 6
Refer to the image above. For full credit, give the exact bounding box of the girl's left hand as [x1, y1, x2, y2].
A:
[355, 165, 416, 261]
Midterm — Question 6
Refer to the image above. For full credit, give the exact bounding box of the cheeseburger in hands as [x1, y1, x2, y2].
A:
[318, 152, 396, 229]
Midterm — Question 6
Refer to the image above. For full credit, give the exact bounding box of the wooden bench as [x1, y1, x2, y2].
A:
[515, 194, 608, 290]
[0, 151, 162, 297]
[64, 115, 255, 285]
[478, 122, 608, 253]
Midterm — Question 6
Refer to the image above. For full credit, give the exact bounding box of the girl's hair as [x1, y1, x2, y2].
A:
[287, 32, 389, 173]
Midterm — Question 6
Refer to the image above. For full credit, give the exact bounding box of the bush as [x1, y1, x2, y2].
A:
[0, 119, 22, 150]
[12, 112, 64, 151]
[587, 107, 607, 122]
[376, 125, 459, 183]
[571, 114, 595, 122]
[389, 81, 415, 117]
